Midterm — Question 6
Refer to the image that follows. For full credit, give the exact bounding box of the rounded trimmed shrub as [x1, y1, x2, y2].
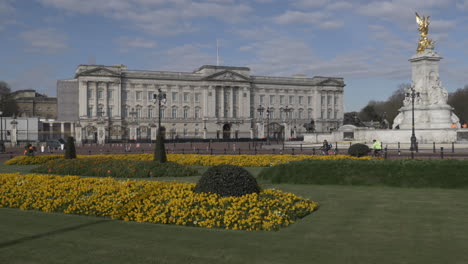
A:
[194, 165, 260, 197]
[348, 143, 370, 157]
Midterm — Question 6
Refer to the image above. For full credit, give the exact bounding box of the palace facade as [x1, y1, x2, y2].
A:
[57, 64, 345, 143]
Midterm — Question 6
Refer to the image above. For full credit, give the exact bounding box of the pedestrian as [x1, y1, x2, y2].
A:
[451, 123, 457, 128]
[462, 123, 467, 129]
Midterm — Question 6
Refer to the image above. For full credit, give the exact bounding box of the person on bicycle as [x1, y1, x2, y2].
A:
[371, 139, 382, 156]
[321, 140, 332, 155]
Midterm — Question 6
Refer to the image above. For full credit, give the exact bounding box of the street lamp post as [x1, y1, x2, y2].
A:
[0, 111, 4, 153]
[406, 87, 420, 154]
[152, 89, 167, 138]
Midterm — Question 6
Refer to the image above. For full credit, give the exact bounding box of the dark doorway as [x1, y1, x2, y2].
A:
[267, 122, 285, 140]
[223, 123, 231, 139]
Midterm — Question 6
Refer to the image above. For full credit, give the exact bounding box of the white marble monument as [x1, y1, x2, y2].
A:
[393, 13, 459, 129]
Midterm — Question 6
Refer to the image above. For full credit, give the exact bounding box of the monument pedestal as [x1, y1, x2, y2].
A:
[393, 48, 459, 129]
[397, 104, 456, 129]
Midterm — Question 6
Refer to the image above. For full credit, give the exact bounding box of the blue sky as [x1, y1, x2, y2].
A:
[1, 0, 468, 111]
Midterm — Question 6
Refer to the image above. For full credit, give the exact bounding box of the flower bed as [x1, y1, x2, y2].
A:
[0, 173, 319, 231]
[5, 153, 376, 166]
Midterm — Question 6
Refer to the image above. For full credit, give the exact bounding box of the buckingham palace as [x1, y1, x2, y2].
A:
[57, 64, 345, 144]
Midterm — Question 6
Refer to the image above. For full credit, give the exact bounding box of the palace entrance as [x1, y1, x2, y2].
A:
[223, 123, 231, 139]
[267, 122, 284, 140]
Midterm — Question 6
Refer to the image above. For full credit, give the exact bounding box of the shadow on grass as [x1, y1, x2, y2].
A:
[0, 219, 109, 249]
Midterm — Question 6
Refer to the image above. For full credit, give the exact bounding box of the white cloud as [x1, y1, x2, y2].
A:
[274, 10, 327, 25]
[235, 26, 279, 40]
[292, 0, 330, 8]
[114, 36, 157, 53]
[37, 0, 253, 35]
[457, 0, 468, 10]
[19, 28, 68, 54]
[318, 20, 344, 29]
[358, 0, 452, 23]
[430, 19, 457, 33]
[0, 0, 15, 31]
[154, 44, 216, 72]
[325, 1, 353, 10]
[274, 10, 343, 29]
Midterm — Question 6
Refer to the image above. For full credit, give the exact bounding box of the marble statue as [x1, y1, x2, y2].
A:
[428, 77, 448, 105]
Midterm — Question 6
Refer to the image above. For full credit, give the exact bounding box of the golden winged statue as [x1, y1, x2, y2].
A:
[415, 12, 434, 53]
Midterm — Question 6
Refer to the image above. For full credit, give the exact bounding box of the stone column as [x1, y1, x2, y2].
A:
[49, 122, 54, 139]
[75, 124, 82, 145]
[331, 92, 335, 120]
[60, 122, 65, 139]
[230, 86, 234, 118]
[94, 82, 99, 116]
[220, 86, 225, 119]
[79, 81, 89, 117]
[71, 123, 75, 137]
[10, 120, 18, 146]
[116, 82, 122, 118]
[150, 125, 157, 141]
[284, 122, 291, 140]
[104, 82, 109, 117]
[239, 87, 245, 118]
[210, 86, 216, 118]
[97, 123, 106, 145]
[129, 125, 137, 141]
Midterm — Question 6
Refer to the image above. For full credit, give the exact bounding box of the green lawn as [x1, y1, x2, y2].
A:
[1, 183, 467, 264]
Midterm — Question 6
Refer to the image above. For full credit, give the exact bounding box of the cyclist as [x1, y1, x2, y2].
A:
[371, 139, 382, 157]
[320, 140, 332, 155]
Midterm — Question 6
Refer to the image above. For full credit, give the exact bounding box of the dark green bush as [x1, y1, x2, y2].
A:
[64, 136, 76, 159]
[32, 158, 197, 178]
[194, 165, 260, 197]
[348, 143, 370, 157]
[258, 159, 468, 188]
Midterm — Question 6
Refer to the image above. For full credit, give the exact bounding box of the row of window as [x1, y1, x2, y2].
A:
[258, 95, 339, 106]
[88, 106, 202, 119]
[88, 90, 340, 107]
[88, 106, 339, 120]
[87, 89, 204, 103]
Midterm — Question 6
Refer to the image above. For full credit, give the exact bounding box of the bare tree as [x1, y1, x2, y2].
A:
[358, 83, 408, 127]
[0, 81, 18, 116]
[448, 84, 468, 124]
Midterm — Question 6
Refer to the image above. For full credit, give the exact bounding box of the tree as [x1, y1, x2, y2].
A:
[358, 103, 380, 122]
[0, 81, 18, 116]
[358, 83, 407, 127]
[448, 84, 468, 124]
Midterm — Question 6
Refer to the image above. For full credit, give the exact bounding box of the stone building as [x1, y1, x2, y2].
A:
[57, 64, 345, 144]
[11, 90, 57, 119]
